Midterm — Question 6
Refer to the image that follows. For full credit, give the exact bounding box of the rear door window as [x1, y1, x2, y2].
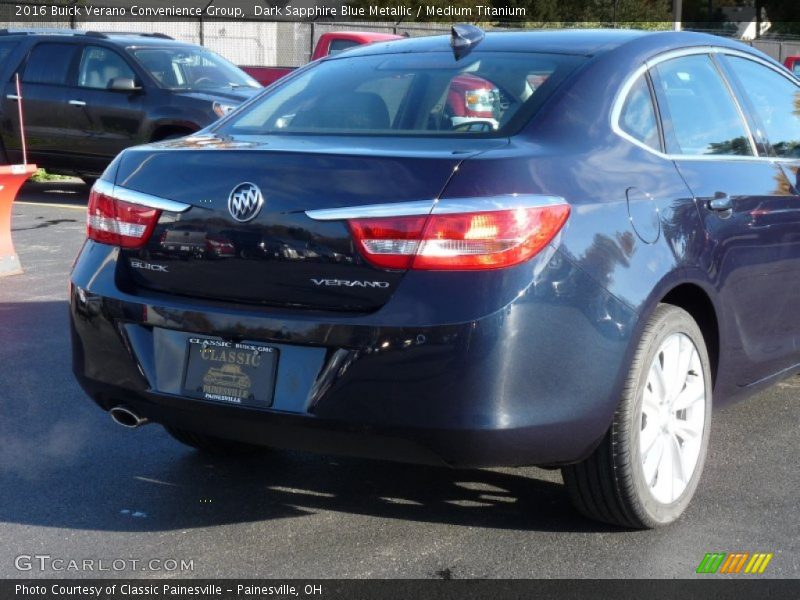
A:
[653, 54, 753, 156]
[723, 56, 800, 158]
[23, 43, 78, 85]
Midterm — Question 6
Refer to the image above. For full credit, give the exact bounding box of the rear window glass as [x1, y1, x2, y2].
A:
[217, 51, 584, 137]
[0, 41, 17, 65]
[23, 43, 78, 85]
[328, 39, 360, 55]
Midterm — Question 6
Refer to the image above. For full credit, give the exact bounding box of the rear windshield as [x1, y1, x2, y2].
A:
[216, 51, 584, 137]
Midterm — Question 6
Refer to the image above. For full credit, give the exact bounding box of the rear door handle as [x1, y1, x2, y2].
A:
[68, 99, 87, 107]
[708, 193, 732, 212]
[6, 94, 20, 101]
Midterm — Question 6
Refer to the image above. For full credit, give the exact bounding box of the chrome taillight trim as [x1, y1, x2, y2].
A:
[305, 195, 567, 221]
[92, 179, 191, 214]
[305, 200, 435, 221]
[432, 195, 567, 215]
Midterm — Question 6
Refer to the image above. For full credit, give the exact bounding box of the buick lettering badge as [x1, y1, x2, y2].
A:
[228, 182, 264, 222]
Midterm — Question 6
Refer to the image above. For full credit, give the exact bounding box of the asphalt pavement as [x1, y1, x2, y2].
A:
[0, 181, 797, 579]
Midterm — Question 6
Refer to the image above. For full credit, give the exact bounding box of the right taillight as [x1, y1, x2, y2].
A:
[86, 182, 161, 248]
[348, 203, 570, 271]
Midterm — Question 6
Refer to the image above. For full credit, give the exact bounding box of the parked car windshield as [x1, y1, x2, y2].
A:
[129, 46, 259, 91]
[216, 51, 585, 137]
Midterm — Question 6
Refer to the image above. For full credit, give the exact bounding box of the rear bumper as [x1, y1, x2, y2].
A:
[71, 378, 603, 467]
[70, 241, 638, 467]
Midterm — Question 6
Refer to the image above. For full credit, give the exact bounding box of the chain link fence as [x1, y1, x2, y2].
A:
[750, 39, 800, 62]
[0, 3, 455, 66]
[2, 2, 799, 66]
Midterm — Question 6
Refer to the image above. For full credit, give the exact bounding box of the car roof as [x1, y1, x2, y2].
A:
[0, 29, 187, 47]
[336, 28, 758, 60]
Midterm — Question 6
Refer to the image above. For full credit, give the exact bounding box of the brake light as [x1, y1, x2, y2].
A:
[348, 204, 570, 271]
[87, 184, 160, 248]
[347, 215, 427, 270]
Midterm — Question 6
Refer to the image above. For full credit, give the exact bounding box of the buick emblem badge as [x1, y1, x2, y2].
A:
[227, 182, 264, 222]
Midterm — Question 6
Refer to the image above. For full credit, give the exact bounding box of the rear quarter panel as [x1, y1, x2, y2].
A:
[502, 34, 773, 403]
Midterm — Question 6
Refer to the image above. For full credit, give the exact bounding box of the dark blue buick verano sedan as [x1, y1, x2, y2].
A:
[70, 28, 800, 527]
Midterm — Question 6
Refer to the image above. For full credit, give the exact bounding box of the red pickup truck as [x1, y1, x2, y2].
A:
[240, 31, 503, 128]
[241, 32, 401, 87]
[784, 56, 800, 76]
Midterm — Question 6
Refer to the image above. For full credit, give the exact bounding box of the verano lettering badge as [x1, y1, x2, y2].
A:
[311, 278, 390, 288]
[228, 182, 264, 222]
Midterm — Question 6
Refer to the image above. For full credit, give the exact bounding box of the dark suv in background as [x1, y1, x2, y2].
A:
[0, 29, 261, 182]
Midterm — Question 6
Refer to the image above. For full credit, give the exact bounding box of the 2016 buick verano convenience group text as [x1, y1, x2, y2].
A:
[69, 28, 800, 528]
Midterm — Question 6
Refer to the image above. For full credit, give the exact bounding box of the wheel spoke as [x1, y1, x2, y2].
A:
[670, 433, 688, 485]
[642, 434, 665, 487]
[648, 361, 668, 402]
[673, 377, 704, 411]
[642, 384, 661, 417]
[652, 433, 674, 501]
[640, 416, 660, 455]
[660, 336, 681, 400]
[675, 340, 695, 397]
[672, 412, 703, 443]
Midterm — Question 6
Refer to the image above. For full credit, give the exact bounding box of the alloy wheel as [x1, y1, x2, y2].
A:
[639, 332, 706, 504]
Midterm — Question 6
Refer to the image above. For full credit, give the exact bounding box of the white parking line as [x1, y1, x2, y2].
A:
[15, 201, 86, 210]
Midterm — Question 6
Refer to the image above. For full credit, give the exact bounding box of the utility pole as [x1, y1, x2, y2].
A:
[755, 0, 763, 39]
[673, 0, 683, 31]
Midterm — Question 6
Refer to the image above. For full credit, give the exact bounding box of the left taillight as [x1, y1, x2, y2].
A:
[86, 182, 161, 249]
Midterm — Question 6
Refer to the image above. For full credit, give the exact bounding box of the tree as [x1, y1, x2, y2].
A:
[761, 0, 800, 36]
[347, 0, 485, 22]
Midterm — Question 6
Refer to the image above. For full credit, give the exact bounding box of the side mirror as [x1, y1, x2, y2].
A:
[108, 77, 141, 92]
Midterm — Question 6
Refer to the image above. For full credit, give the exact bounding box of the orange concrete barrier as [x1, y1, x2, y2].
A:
[0, 163, 37, 277]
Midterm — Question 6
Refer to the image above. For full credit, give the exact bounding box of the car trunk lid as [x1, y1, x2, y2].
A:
[115, 134, 505, 311]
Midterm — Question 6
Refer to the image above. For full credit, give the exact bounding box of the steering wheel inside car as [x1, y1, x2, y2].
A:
[451, 120, 496, 133]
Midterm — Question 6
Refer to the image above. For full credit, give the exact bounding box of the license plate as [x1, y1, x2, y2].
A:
[182, 337, 278, 408]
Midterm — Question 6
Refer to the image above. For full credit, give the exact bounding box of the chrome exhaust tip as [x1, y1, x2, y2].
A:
[109, 406, 149, 429]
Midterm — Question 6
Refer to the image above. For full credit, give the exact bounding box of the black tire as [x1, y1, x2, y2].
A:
[165, 425, 268, 456]
[561, 303, 713, 528]
[0, 137, 9, 164]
